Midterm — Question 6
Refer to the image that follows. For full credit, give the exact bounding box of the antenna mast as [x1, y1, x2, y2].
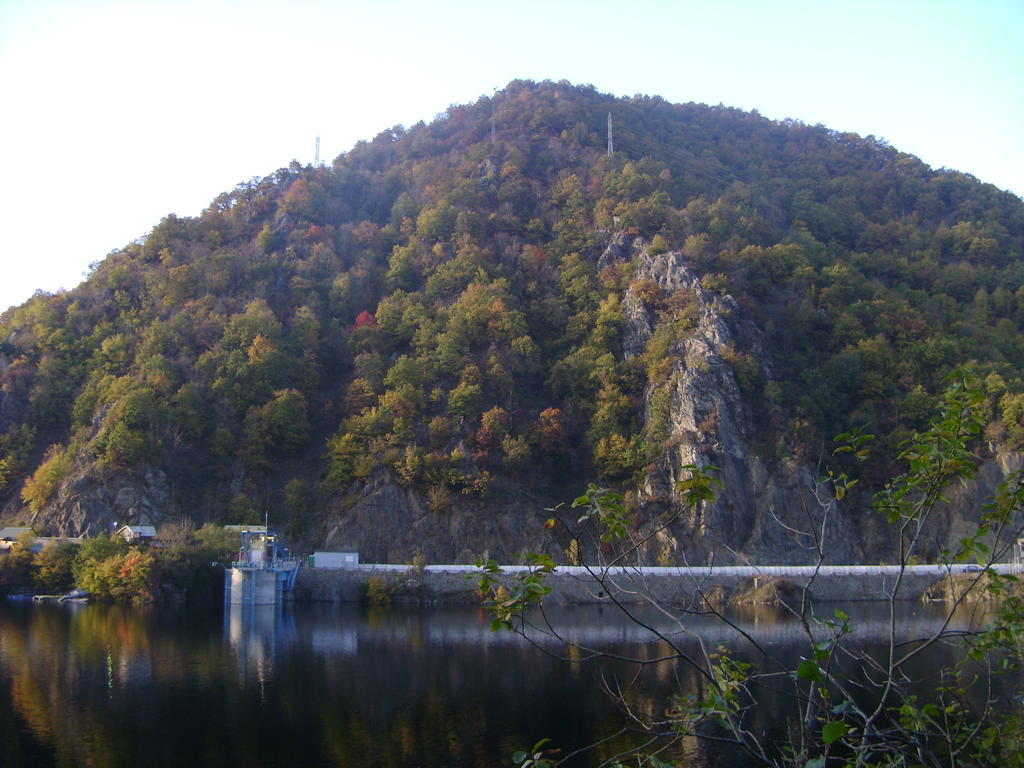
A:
[607, 113, 614, 156]
[314, 133, 321, 167]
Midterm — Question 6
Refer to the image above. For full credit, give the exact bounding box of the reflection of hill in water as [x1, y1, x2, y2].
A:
[0, 601, 1006, 768]
[0, 601, 997, 687]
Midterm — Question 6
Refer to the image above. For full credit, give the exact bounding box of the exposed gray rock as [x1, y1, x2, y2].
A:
[27, 464, 173, 537]
[924, 451, 1024, 560]
[627, 244, 861, 564]
[596, 231, 646, 271]
[322, 469, 558, 565]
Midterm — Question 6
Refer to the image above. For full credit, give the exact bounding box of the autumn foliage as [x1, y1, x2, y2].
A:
[0, 79, 1022, 536]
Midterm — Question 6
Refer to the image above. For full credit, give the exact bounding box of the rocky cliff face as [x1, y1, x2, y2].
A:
[925, 450, 1024, 560]
[321, 471, 557, 564]
[23, 465, 171, 538]
[618, 243, 864, 565]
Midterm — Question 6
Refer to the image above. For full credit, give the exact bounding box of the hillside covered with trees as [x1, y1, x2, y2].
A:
[2, 80, 1023, 562]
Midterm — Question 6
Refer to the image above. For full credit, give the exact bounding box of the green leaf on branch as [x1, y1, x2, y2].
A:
[822, 720, 850, 744]
[813, 641, 832, 661]
[512, 738, 556, 768]
[797, 659, 823, 682]
[571, 483, 628, 541]
[676, 464, 722, 506]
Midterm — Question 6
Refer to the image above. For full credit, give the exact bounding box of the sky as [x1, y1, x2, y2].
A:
[1, 0, 1022, 313]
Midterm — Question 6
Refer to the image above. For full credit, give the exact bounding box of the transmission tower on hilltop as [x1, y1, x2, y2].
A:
[314, 133, 321, 167]
[607, 113, 614, 156]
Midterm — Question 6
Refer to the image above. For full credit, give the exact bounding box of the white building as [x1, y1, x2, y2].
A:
[312, 551, 360, 568]
[116, 525, 157, 544]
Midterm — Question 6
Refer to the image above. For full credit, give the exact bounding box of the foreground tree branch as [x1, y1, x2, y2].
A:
[478, 373, 1024, 767]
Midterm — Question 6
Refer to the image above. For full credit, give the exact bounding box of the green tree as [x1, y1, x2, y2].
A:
[71, 534, 128, 589]
[194, 522, 240, 559]
[0, 532, 36, 591]
[261, 389, 311, 453]
[324, 433, 363, 490]
[385, 243, 422, 292]
[476, 406, 509, 451]
[593, 433, 641, 481]
[416, 204, 458, 242]
[0, 424, 36, 493]
[71, 534, 156, 601]
[648, 233, 669, 255]
[32, 541, 78, 593]
[21, 444, 73, 512]
[79, 550, 155, 602]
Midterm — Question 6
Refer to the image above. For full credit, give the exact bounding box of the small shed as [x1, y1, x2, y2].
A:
[312, 551, 360, 569]
[116, 525, 157, 544]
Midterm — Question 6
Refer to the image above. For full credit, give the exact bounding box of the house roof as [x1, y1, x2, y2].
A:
[116, 525, 157, 537]
[0, 527, 33, 540]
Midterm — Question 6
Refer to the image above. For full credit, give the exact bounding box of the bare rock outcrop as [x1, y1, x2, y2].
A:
[322, 469, 558, 564]
[623, 245, 861, 564]
[29, 465, 172, 537]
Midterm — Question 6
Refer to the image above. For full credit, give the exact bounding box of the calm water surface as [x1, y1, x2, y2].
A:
[0, 599, 1000, 767]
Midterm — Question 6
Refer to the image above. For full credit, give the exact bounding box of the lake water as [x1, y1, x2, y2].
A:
[0, 599, 1002, 767]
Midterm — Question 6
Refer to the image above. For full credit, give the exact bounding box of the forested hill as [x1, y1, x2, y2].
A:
[2, 80, 1023, 562]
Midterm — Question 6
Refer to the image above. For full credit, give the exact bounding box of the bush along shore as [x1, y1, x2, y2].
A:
[0, 523, 239, 604]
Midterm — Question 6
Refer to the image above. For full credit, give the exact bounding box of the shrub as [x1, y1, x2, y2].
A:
[362, 576, 396, 606]
[426, 484, 453, 514]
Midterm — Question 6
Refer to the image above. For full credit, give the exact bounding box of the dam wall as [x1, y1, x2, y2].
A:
[290, 563, 1016, 605]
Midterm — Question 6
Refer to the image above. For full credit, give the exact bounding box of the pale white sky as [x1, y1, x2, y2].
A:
[1, 0, 1021, 312]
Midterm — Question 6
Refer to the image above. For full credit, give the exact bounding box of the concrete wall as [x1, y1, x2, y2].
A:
[289, 563, 1013, 605]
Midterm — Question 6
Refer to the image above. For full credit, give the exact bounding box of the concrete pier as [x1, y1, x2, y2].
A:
[227, 567, 281, 605]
